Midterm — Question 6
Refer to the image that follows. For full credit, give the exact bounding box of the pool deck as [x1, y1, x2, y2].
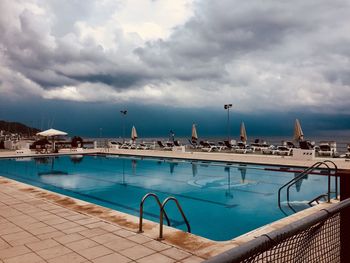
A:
[0, 177, 205, 263]
[0, 148, 348, 262]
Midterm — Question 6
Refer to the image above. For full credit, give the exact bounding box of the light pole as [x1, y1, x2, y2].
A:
[120, 110, 127, 143]
[224, 104, 233, 142]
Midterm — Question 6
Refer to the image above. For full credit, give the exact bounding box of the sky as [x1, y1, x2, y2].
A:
[1, 0, 350, 138]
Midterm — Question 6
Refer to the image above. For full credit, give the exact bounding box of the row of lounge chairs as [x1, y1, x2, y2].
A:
[108, 139, 349, 158]
[186, 139, 342, 157]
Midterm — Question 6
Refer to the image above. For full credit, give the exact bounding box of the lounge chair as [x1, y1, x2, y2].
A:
[201, 141, 219, 152]
[234, 142, 253, 154]
[251, 139, 269, 152]
[274, 146, 292, 156]
[188, 139, 199, 149]
[137, 142, 150, 150]
[173, 140, 182, 147]
[108, 141, 122, 149]
[157, 141, 173, 150]
[120, 142, 131, 149]
[299, 140, 313, 150]
[285, 141, 296, 148]
[224, 140, 235, 151]
[262, 145, 276, 155]
[346, 144, 350, 158]
[318, 141, 337, 157]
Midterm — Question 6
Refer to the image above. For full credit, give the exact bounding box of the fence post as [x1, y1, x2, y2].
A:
[339, 169, 350, 262]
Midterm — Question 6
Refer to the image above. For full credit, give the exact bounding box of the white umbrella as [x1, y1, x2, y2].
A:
[191, 123, 198, 141]
[37, 128, 67, 137]
[294, 119, 304, 142]
[36, 128, 67, 152]
[240, 122, 247, 143]
[131, 125, 138, 142]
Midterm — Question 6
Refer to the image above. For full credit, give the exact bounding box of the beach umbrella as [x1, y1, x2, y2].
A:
[294, 119, 304, 142]
[131, 125, 138, 142]
[240, 122, 247, 143]
[191, 123, 198, 141]
[37, 128, 67, 152]
[36, 128, 67, 137]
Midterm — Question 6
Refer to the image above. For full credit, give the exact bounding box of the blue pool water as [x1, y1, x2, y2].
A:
[0, 155, 335, 241]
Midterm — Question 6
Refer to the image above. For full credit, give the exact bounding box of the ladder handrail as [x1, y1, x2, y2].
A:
[286, 162, 331, 212]
[278, 162, 324, 207]
[159, 196, 191, 239]
[324, 160, 338, 199]
[138, 193, 171, 233]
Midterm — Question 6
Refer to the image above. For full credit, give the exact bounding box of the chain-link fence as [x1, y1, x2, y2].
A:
[205, 198, 350, 263]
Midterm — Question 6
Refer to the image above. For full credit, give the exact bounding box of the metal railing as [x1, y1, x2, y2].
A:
[159, 196, 191, 239]
[138, 193, 191, 239]
[138, 193, 171, 233]
[324, 160, 338, 199]
[278, 160, 338, 213]
[204, 198, 350, 263]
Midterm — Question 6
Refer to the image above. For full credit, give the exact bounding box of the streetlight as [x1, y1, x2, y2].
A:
[120, 110, 127, 143]
[224, 104, 233, 142]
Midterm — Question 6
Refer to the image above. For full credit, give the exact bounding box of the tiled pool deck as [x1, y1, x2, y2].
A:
[0, 178, 205, 263]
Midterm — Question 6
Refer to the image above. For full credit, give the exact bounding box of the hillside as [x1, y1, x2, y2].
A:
[0, 120, 41, 136]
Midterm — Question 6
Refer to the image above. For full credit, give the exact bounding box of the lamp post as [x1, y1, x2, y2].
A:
[224, 104, 233, 142]
[120, 110, 127, 143]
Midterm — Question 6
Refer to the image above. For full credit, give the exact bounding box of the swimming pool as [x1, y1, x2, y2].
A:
[0, 154, 335, 241]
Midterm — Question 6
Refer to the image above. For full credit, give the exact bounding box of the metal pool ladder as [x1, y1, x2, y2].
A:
[138, 193, 191, 239]
[278, 160, 338, 213]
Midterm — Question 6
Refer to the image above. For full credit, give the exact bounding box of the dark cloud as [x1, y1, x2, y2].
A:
[68, 73, 146, 89]
[1, 0, 350, 113]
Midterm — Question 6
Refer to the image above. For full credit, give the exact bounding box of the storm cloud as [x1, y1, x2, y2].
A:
[1, 0, 350, 113]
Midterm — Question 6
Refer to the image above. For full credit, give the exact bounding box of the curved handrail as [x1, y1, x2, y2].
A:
[286, 162, 331, 212]
[159, 196, 191, 239]
[138, 193, 170, 233]
[278, 162, 324, 208]
[323, 160, 338, 199]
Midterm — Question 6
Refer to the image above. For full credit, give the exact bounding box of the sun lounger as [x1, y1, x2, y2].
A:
[201, 141, 219, 152]
[318, 141, 337, 157]
[274, 146, 292, 156]
[224, 140, 235, 151]
[188, 139, 200, 149]
[234, 142, 253, 154]
[137, 143, 150, 150]
[108, 141, 122, 149]
[285, 141, 296, 148]
[157, 141, 173, 150]
[120, 142, 131, 149]
[299, 140, 313, 150]
[262, 145, 276, 155]
[251, 139, 269, 152]
[173, 140, 182, 147]
[345, 144, 350, 158]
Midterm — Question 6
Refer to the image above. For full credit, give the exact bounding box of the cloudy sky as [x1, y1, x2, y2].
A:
[1, 0, 350, 137]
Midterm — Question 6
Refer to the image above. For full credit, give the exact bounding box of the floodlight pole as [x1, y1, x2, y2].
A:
[120, 110, 127, 143]
[224, 104, 233, 142]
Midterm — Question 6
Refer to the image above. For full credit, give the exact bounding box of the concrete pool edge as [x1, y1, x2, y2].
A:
[1, 147, 350, 169]
[0, 174, 339, 259]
